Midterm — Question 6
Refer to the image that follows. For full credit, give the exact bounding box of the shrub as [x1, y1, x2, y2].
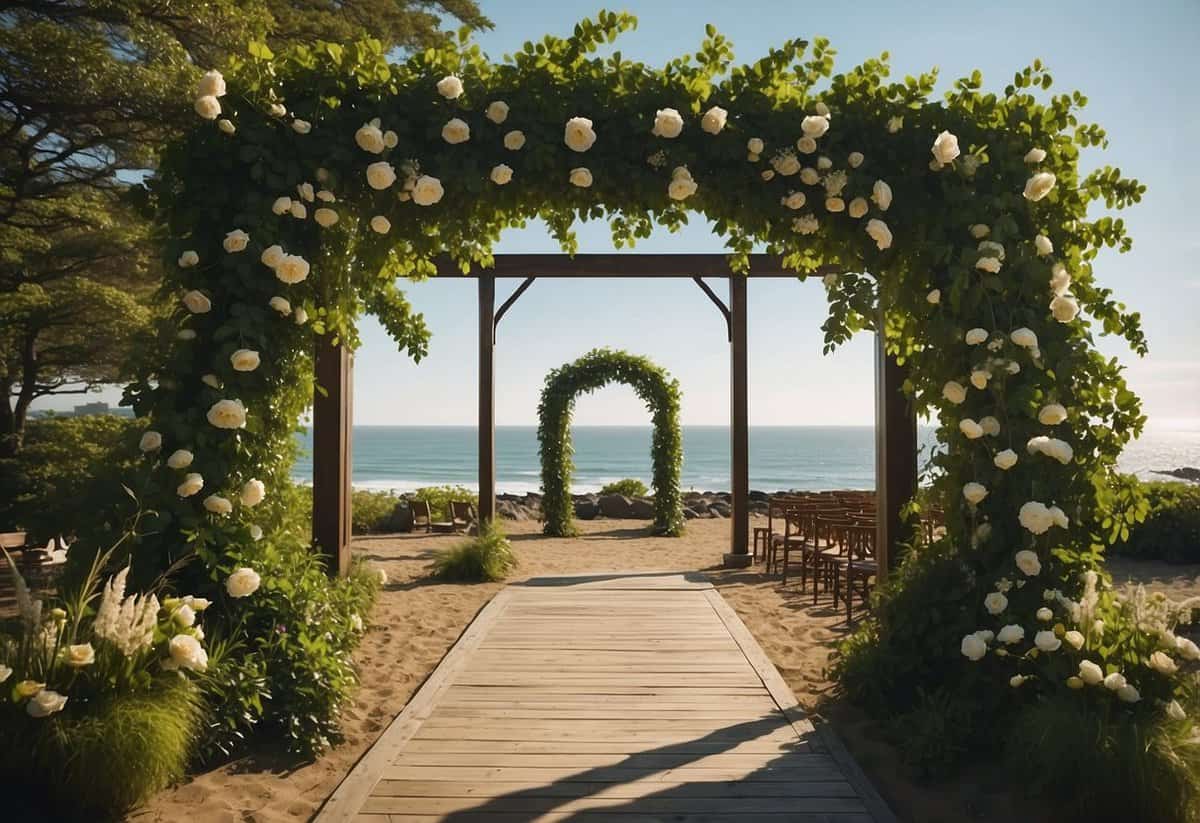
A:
[413, 485, 477, 521]
[599, 478, 649, 497]
[1111, 481, 1200, 563]
[1004, 688, 1200, 822]
[889, 687, 984, 781]
[431, 521, 517, 582]
[194, 632, 271, 764]
[352, 489, 398, 533]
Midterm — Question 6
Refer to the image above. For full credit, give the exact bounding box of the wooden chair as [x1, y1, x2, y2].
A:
[829, 523, 877, 622]
[450, 500, 476, 533]
[411, 500, 433, 532]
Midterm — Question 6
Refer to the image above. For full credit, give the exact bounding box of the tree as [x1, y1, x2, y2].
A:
[0, 0, 485, 453]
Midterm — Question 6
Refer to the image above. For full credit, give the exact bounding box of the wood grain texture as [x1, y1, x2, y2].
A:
[314, 572, 892, 822]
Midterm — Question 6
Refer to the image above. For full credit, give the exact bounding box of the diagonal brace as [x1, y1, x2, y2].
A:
[693, 276, 732, 340]
[493, 276, 536, 341]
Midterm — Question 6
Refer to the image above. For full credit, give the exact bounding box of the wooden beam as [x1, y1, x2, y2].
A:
[725, 276, 751, 568]
[478, 274, 496, 524]
[873, 321, 918, 580]
[432, 254, 844, 279]
[313, 335, 353, 577]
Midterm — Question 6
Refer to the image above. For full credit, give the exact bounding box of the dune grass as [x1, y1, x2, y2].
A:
[431, 521, 517, 582]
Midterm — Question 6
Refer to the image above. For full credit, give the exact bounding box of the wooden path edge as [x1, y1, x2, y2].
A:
[313, 587, 517, 823]
[702, 589, 898, 823]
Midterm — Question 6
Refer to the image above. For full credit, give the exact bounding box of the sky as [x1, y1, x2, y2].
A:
[38, 0, 1200, 429]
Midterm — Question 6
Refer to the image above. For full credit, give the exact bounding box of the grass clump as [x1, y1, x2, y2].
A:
[432, 522, 517, 582]
[599, 477, 649, 497]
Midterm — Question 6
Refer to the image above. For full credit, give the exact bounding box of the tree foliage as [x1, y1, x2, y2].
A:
[538, 349, 683, 536]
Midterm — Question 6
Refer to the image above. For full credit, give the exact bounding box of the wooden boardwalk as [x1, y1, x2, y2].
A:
[316, 572, 894, 823]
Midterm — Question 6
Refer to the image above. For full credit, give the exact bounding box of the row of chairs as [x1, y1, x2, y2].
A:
[411, 500, 475, 534]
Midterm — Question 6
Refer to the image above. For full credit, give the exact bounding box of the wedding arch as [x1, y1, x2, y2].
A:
[538, 348, 683, 536]
[125, 11, 1175, 741]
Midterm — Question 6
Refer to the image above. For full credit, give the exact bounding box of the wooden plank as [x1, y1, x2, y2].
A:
[371, 778, 857, 798]
[400, 738, 811, 756]
[359, 795, 869, 815]
[358, 813, 876, 823]
[312, 336, 353, 577]
[388, 752, 815, 769]
[478, 273, 496, 522]
[436, 252, 842, 279]
[382, 765, 847, 783]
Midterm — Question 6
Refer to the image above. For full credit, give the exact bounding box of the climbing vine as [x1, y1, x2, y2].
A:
[538, 348, 682, 536]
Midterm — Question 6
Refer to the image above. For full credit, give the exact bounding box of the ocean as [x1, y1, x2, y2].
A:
[292, 425, 1200, 494]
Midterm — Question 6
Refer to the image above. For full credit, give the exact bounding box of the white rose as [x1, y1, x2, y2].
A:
[26, 689, 68, 718]
[1078, 660, 1104, 685]
[63, 643, 95, 667]
[959, 419, 984, 439]
[984, 592, 1008, 615]
[203, 494, 232, 515]
[701, 106, 728, 134]
[792, 215, 818, 235]
[1024, 147, 1047, 164]
[970, 370, 991, 390]
[374, 567, 388, 586]
[668, 168, 698, 201]
[931, 130, 960, 164]
[226, 567, 261, 598]
[503, 129, 527, 151]
[980, 416, 1000, 436]
[240, 478, 266, 507]
[218, 118, 235, 135]
[289, 201, 306, 219]
[801, 115, 829, 138]
[1117, 683, 1141, 703]
[294, 307, 308, 325]
[249, 524, 263, 541]
[864, 218, 892, 250]
[177, 472, 204, 497]
[962, 482, 988, 504]
[798, 167, 819, 186]
[942, 381, 967, 405]
[926, 289, 941, 305]
[1177, 637, 1200, 661]
[269, 296, 292, 315]
[782, 192, 807, 210]
[274, 254, 311, 284]
[177, 329, 197, 341]
[262, 244, 285, 267]
[994, 449, 1018, 470]
[1024, 172, 1057, 202]
[1050, 263, 1071, 295]
[316, 189, 335, 202]
[167, 449, 193, 469]
[370, 215, 391, 234]
[292, 119, 311, 134]
[441, 117, 470, 144]
[1037, 607, 1054, 622]
[1104, 672, 1127, 691]
[207, 398, 247, 429]
[268, 102, 286, 117]
[194, 95, 221, 120]
[1038, 403, 1068, 425]
[970, 224, 990, 239]
[564, 116, 596, 152]
[848, 151, 864, 168]
[747, 137, 765, 155]
[651, 107, 684, 138]
[1009, 675, 1028, 688]
[196, 69, 226, 98]
[355, 122, 386, 153]
[1050, 294, 1080, 323]
[1148, 651, 1178, 675]
[1034, 630, 1061, 652]
[1019, 502, 1055, 535]
[825, 197, 845, 213]
[772, 153, 801, 176]
[976, 256, 1002, 274]
[886, 116, 903, 133]
[569, 167, 593, 188]
[490, 164, 513, 185]
[960, 633, 987, 661]
[202, 374, 220, 389]
[847, 198, 869, 219]
[1014, 549, 1042, 577]
[871, 180, 892, 211]
[178, 250, 199, 268]
[181, 291, 211, 315]
[167, 634, 207, 672]
[486, 101, 509, 124]
[139, 430, 162, 452]
[436, 74, 463, 99]
[366, 161, 397, 190]
[230, 349, 260, 372]
[412, 175, 445, 206]
[998, 624, 1025, 645]
[1010, 328, 1039, 348]
[978, 240, 1006, 261]
[173, 604, 195, 628]
[1035, 234, 1054, 256]
[1063, 630, 1085, 651]
[223, 229, 249, 253]
[965, 328, 988, 345]
[795, 136, 817, 154]
[314, 208, 338, 228]
[272, 196, 292, 216]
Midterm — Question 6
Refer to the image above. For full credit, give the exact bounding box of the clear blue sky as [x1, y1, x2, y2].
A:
[41, 0, 1200, 428]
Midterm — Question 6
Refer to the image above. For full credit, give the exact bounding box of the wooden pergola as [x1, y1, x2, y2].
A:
[312, 254, 917, 576]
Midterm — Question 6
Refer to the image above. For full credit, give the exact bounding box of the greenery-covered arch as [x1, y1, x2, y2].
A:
[538, 348, 683, 536]
[107, 11, 1200, 800]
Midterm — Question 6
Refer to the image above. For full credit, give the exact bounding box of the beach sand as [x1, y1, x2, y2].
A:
[131, 518, 1193, 823]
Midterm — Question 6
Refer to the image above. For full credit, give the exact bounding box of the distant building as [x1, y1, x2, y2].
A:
[73, 401, 113, 416]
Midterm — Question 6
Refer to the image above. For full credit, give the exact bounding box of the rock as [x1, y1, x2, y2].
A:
[1154, 467, 1200, 483]
[575, 498, 600, 520]
[749, 490, 770, 502]
[683, 507, 701, 519]
[708, 501, 732, 517]
[598, 493, 634, 519]
[388, 501, 414, 532]
[628, 497, 656, 519]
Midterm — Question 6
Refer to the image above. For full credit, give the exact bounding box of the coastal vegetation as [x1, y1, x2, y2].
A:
[430, 521, 517, 582]
[599, 477, 651, 497]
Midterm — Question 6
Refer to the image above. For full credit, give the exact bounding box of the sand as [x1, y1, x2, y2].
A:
[130, 518, 1199, 823]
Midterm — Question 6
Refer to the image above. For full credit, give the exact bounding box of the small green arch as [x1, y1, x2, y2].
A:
[537, 348, 683, 537]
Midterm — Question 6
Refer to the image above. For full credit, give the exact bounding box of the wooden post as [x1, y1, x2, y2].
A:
[874, 320, 918, 580]
[313, 335, 353, 577]
[478, 274, 496, 524]
[725, 275, 752, 568]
